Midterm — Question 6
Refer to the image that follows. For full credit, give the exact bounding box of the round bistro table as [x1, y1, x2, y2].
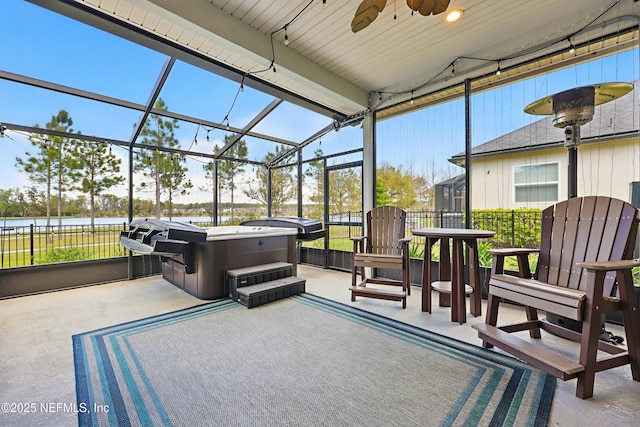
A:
[412, 228, 495, 324]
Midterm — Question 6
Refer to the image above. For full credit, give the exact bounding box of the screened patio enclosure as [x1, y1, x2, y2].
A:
[2, 1, 640, 291]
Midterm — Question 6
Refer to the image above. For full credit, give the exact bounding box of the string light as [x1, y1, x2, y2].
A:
[380, 1, 621, 110]
[284, 25, 289, 46]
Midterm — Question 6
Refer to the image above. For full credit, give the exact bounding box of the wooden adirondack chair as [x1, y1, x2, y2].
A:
[472, 196, 640, 398]
[350, 206, 411, 309]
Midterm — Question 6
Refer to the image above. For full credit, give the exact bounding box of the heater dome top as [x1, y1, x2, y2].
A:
[523, 82, 634, 116]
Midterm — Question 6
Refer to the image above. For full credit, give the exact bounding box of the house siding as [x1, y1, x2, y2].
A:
[469, 136, 640, 209]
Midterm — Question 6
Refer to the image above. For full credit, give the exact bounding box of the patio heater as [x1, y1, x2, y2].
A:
[523, 82, 633, 198]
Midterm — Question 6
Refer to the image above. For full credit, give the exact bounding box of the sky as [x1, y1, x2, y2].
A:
[1, 1, 639, 207]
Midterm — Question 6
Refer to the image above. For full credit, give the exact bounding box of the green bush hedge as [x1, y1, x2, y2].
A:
[472, 208, 542, 249]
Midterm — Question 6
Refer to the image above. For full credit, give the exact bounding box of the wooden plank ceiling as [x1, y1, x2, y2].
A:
[33, 0, 640, 119]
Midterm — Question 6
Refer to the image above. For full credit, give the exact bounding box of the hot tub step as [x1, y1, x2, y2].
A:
[227, 262, 293, 301]
[236, 276, 306, 308]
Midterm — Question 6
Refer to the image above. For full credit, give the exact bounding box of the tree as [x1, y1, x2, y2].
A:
[243, 145, 296, 215]
[328, 168, 361, 214]
[375, 180, 391, 207]
[0, 188, 26, 217]
[162, 153, 192, 220]
[134, 98, 187, 219]
[98, 194, 127, 217]
[16, 110, 81, 236]
[76, 142, 124, 229]
[304, 149, 324, 219]
[203, 135, 248, 219]
[376, 162, 418, 209]
[24, 186, 45, 221]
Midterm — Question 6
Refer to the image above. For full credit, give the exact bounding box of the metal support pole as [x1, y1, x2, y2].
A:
[297, 149, 303, 218]
[267, 167, 272, 217]
[127, 144, 134, 280]
[565, 123, 580, 199]
[323, 158, 329, 269]
[464, 79, 472, 229]
[568, 147, 578, 199]
[213, 160, 219, 226]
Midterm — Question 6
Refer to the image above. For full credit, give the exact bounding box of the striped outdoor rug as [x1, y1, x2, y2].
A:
[73, 293, 555, 426]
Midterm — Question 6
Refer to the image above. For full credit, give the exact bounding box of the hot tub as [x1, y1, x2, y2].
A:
[121, 221, 298, 300]
[163, 225, 297, 299]
[204, 225, 298, 240]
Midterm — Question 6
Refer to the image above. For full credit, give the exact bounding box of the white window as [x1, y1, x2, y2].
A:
[513, 163, 559, 203]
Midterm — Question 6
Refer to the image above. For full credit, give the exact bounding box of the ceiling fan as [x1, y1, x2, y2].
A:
[351, 0, 452, 33]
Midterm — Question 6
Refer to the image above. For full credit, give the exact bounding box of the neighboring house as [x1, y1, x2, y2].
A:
[448, 85, 640, 210]
[434, 174, 465, 212]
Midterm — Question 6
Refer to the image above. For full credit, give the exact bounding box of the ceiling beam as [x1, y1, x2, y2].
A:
[143, 0, 368, 112]
[215, 98, 284, 158]
[129, 56, 175, 144]
[26, 0, 356, 118]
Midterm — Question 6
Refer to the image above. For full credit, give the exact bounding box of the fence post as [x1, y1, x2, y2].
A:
[511, 210, 515, 246]
[30, 223, 34, 265]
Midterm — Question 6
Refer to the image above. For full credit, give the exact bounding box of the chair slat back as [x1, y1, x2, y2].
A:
[536, 196, 638, 293]
[366, 206, 407, 255]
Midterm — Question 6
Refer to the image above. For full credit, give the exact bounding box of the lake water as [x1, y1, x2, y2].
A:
[1, 216, 220, 228]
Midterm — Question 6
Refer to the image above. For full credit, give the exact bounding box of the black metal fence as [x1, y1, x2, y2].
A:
[326, 209, 543, 251]
[0, 223, 129, 268]
[0, 211, 542, 270]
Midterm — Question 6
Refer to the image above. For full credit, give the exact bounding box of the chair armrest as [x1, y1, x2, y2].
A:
[351, 236, 365, 253]
[576, 259, 640, 271]
[487, 248, 539, 256]
[399, 237, 412, 243]
[489, 248, 538, 278]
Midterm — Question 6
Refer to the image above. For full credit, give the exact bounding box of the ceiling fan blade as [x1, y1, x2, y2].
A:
[351, 16, 373, 33]
[350, 0, 387, 33]
[431, 0, 451, 15]
[417, 0, 436, 16]
[406, 0, 424, 12]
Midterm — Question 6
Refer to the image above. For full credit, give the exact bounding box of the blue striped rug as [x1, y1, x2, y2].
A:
[73, 293, 555, 426]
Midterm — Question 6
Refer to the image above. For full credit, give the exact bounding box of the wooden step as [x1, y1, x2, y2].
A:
[227, 262, 293, 300]
[226, 262, 292, 279]
[349, 286, 406, 299]
[472, 323, 585, 380]
[237, 276, 305, 308]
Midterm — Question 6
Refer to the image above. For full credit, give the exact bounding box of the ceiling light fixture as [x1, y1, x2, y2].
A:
[445, 9, 463, 23]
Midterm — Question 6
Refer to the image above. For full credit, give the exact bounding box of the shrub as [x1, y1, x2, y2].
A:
[41, 247, 86, 263]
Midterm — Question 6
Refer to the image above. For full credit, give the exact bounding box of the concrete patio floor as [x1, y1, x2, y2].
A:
[1, 264, 639, 426]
